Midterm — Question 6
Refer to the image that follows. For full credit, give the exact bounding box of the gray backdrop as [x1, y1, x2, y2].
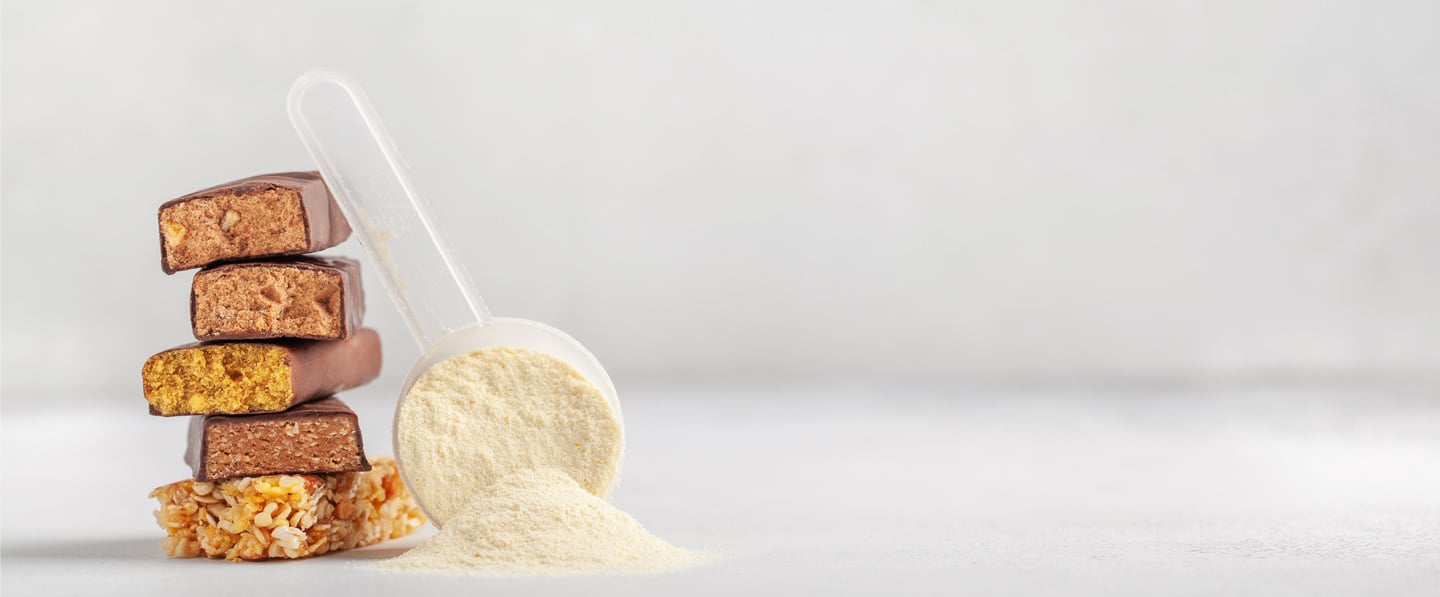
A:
[4, 0, 1440, 402]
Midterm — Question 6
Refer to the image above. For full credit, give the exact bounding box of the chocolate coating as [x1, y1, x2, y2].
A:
[285, 328, 382, 403]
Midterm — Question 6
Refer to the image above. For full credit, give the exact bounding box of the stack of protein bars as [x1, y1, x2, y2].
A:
[141, 172, 425, 561]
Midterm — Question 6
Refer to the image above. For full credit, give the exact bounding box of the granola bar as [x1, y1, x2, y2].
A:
[150, 456, 424, 560]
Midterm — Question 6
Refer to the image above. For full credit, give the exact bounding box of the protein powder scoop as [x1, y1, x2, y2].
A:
[288, 70, 624, 525]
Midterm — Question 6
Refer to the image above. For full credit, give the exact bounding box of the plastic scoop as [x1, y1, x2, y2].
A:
[286, 70, 623, 505]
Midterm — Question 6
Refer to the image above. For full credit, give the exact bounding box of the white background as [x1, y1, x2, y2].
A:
[3, 2, 1440, 595]
[5, 0, 1440, 399]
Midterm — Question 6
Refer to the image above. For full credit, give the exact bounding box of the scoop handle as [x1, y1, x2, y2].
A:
[288, 70, 492, 351]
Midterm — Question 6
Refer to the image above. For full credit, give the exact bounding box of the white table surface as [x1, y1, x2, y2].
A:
[3, 383, 1438, 596]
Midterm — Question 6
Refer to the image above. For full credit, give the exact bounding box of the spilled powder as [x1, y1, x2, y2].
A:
[381, 347, 703, 575]
[377, 468, 704, 575]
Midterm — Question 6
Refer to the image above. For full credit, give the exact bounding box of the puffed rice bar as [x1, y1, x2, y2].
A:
[150, 456, 425, 560]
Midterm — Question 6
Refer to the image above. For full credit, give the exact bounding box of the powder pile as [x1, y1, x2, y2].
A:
[377, 468, 704, 574]
[385, 347, 702, 575]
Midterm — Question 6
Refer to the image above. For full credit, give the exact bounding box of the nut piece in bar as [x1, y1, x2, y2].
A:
[187, 396, 370, 481]
[150, 456, 426, 560]
[141, 328, 381, 416]
[157, 171, 351, 274]
[191, 257, 364, 341]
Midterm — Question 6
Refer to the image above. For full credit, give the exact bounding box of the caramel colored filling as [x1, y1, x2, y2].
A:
[160, 187, 308, 271]
[193, 266, 343, 339]
[142, 344, 293, 415]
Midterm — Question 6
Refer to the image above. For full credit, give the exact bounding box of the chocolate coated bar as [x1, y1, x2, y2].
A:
[191, 257, 364, 341]
[186, 396, 369, 481]
[158, 172, 351, 274]
[141, 328, 381, 416]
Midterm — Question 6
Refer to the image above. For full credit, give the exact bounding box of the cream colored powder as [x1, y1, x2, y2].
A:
[386, 347, 700, 575]
[395, 347, 624, 525]
[377, 468, 704, 575]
